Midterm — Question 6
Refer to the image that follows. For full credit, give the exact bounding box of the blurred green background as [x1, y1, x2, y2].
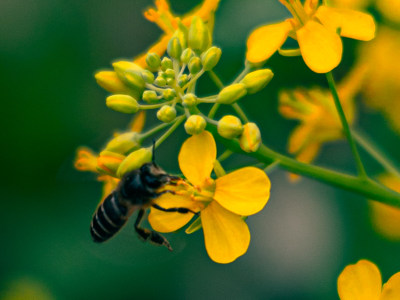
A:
[1, 0, 400, 299]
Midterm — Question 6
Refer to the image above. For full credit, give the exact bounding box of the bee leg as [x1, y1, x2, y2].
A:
[152, 203, 198, 215]
[134, 209, 173, 251]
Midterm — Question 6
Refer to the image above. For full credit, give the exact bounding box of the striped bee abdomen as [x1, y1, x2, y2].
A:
[90, 192, 129, 243]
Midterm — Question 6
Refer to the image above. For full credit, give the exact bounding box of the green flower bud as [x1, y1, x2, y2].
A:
[239, 122, 261, 152]
[113, 61, 145, 95]
[158, 71, 167, 78]
[117, 147, 152, 178]
[95, 71, 131, 95]
[142, 90, 159, 103]
[141, 69, 155, 84]
[188, 56, 202, 74]
[188, 16, 211, 53]
[162, 88, 176, 101]
[166, 77, 175, 86]
[178, 74, 189, 87]
[217, 83, 247, 104]
[161, 57, 173, 71]
[146, 53, 161, 69]
[201, 46, 222, 71]
[164, 68, 175, 78]
[157, 105, 177, 123]
[217, 115, 243, 139]
[154, 76, 167, 87]
[173, 26, 188, 49]
[182, 93, 197, 107]
[184, 115, 206, 135]
[105, 132, 142, 155]
[240, 69, 274, 94]
[106, 94, 139, 114]
[97, 150, 125, 176]
[167, 37, 182, 59]
[180, 48, 194, 64]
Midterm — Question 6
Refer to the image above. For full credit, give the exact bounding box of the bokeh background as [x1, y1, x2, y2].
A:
[1, 0, 400, 299]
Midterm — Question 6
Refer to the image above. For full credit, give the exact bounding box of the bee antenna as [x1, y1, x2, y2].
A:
[152, 139, 156, 164]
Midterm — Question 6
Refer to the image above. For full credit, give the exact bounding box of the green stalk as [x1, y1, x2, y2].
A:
[232, 64, 251, 84]
[326, 72, 368, 179]
[232, 103, 249, 123]
[154, 115, 185, 148]
[208, 103, 220, 118]
[207, 70, 224, 89]
[352, 129, 400, 179]
[206, 124, 400, 208]
[139, 122, 170, 140]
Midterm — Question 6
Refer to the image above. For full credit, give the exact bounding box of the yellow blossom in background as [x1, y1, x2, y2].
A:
[376, 0, 400, 24]
[358, 26, 400, 134]
[246, 0, 375, 73]
[337, 259, 400, 299]
[148, 131, 271, 264]
[331, 0, 370, 10]
[369, 174, 400, 240]
[134, 0, 220, 67]
[279, 64, 367, 169]
[74, 111, 146, 202]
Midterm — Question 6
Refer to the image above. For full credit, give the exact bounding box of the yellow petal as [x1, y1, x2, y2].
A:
[297, 20, 343, 73]
[369, 200, 400, 240]
[246, 21, 292, 63]
[288, 125, 314, 154]
[178, 131, 216, 187]
[182, 0, 221, 26]
[315, 6, 375, 41]
[148, 194, 200, 233]
[296, 142, 321, 164]
[201, 201, 250, 264]
[214, 167, 270, 216]
[381, 272, 400, 300]
[129, 111, 146, 133]
[337, 259, 382, 300]
[369, 174, 400, 240]
[376, 0, 400, 24]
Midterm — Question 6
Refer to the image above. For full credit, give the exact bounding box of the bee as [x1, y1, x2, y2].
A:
[90, 149, 196, 251]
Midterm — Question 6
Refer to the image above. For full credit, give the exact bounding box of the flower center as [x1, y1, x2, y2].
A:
[279, 0, 310, 28]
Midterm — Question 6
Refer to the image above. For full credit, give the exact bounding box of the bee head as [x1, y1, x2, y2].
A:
[140, 163, 170, 188]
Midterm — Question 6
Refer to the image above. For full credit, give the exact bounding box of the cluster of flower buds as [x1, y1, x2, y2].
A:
[87, 16, 274, 179]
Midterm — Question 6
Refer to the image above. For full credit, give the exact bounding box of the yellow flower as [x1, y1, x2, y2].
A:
[330, 0, 370, 10]
[148, 131, 271, 264]
[376, 0, 400, 24]
[134, 0, 221, 67]
[369, 174, 400, 240]
[279, 64, 367, 169]
[246, 0, 375, 73]
[337, 260, 400, 299]
[74, 112, 145, 201]
[74, 147, 98, 172]
[358, 26, 400, 134]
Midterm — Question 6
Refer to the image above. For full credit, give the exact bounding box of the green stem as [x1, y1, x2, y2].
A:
[145, 83, 166, 93]
[326, 72, 367, 179]
[217, 149, 233, 162]
[232, 103, 249, 123]
[206, 124, 400, 208]
[264, 160, 280, 174]
[139, 122, 170, 140]
[207, 70, 224, 89]
[352, 129, 400, 179]
[154, 115, 185, 148]
[139, 101, 174, 110]
[208, 103, 220, 119]
[232, 64, 251, 84]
